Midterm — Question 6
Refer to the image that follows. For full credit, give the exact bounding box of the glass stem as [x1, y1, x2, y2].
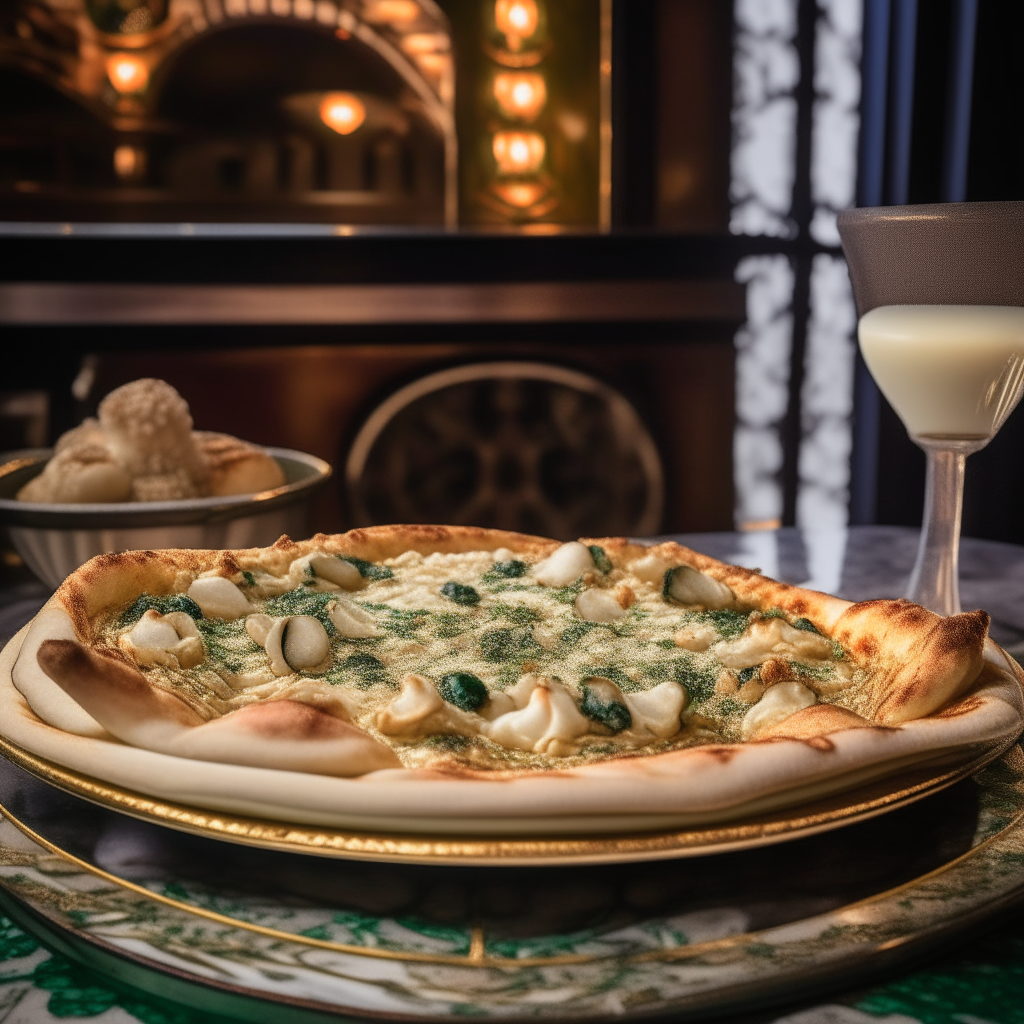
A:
[906, 439, 982, 616]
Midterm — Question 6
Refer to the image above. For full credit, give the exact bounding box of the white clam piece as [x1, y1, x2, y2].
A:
[625, 681, 687, 739]
[376, 674, 444, 734]
[245, 614, 274, 646]
[283, 616, 331, 670]
[533, 542, 595, 587]
[575, 588, 626, 623]
[125, 610, 204, 670]
[253, 614, 330, 676]
[290, 554, 363, 591]
[485, 678, 591, 756]
[188, 577, 252, 620]
[715, 618, 834, 671]
[665, 566, 733, 610]
[478, 690, 516, 721]
[674, 621, 719, 652]
[328, 600, 382, 639]
[631, 552, 673, 584]
[128, 611, 179, 650]
[741, 681, 817, 740]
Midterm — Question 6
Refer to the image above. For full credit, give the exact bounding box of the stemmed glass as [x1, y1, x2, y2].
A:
[858, 305, 1024, 615]
[838, 201, 1024, 618]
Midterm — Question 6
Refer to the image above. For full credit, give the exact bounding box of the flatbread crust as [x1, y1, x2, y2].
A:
[2, 526, 1021, 832]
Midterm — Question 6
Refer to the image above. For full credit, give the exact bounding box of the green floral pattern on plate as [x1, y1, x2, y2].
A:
[0, 753, 1023, 1021]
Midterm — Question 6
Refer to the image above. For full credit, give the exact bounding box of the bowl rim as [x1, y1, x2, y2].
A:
[0, 447, 332, 529]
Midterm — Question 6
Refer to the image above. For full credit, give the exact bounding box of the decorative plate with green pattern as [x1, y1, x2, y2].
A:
[1, 746, 1024, 1022]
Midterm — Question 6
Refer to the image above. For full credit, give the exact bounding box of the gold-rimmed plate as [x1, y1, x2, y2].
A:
[0, 732, 1005, 865]
[1, 748, 1023, 1022]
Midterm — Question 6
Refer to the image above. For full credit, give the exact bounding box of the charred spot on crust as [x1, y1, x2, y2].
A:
[804, 736, 835, 752]
[699, 746, 738, 764]
[225, 700, 354, 740]
[855, 637, 879, 658]
[931, 695, 985, 718]
[932, 610, 990, 657]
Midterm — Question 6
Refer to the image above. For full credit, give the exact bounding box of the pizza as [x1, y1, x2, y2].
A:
[7, 526, 1021, 814]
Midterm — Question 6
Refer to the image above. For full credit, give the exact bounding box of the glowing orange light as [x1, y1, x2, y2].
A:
[113, 145, 142, 179]
[414, 53, 448, 74]
[319, 92, 366, 135]
[366, 0, 421, 23]
[493, 71, 546, 120]
[106, 54, 149, 94]
[495, 0, 538, 44]
[492, 130, 545, 174]
[495, 182, 546, 208]
[401, 32, 448, 54]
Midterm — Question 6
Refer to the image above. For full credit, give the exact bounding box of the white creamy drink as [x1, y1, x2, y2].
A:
[859, 304, 1024, 440]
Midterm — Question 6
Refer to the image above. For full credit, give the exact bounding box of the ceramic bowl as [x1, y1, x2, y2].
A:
[0, 447, 332, 589]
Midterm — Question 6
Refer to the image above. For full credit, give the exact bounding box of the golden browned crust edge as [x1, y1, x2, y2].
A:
[49, 527, 996, 730]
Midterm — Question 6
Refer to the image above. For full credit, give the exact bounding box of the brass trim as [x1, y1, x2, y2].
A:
[1, 759, 1022, 971]
[0, 735, 998, 866]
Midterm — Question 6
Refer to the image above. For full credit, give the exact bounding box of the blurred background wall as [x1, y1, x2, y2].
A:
[3, 1, 1024, 544]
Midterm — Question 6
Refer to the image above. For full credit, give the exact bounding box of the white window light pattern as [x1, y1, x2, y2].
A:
[734, 254, 794, 529]
[730, 0, 799, 239]
[731, 0, 862, 530]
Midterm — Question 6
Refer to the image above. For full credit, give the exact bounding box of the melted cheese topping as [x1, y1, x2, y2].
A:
[98, 544, 866, 771]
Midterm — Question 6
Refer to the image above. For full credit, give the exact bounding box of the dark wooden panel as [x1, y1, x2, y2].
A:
[656, 0, 732, 230]
[87, 341, 735, 535]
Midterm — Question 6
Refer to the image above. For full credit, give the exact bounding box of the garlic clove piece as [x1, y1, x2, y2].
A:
[188, 577, 252, 620]
[308, 555, 363, 590]
[484, 678, 591, 755]
[128, 610, 179, 650]
[328, 600, 382, 639]
[625, 681, 687, 739]
[575, 588, 627, 623]
[741, 681, 817, 740]
[533, 542, 595, 588]
[162, 611, 200, 639]
[263, 618, 292, 676]
[245, 614, 275, 647]
[376, 674, 444, 734]
[282, 615, 331, 672]
[664, 565, 734, 610]
[170, 636, 205, 670]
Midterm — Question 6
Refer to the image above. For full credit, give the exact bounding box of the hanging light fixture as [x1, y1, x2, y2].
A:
[492, 130, 545, 174]
[493, 71, 546, 120]
[320, 92, 367, 135]
[106, 53, 149, 93]
[494, 0, 538, 52]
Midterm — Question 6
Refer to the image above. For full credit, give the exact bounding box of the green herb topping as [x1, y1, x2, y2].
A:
[438, 672, 488, 712]
[339, 556, 394, 581]
[588, 545, 613, 574]
[580, 680, 632, 733]
[119, 594, 203, 627]
[265, 590, 337, 634]
[479, 627, 541, 664]
[483, 560, 528, 581]
[338, 652, 388, 687]
[440, 582, 481, 606]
